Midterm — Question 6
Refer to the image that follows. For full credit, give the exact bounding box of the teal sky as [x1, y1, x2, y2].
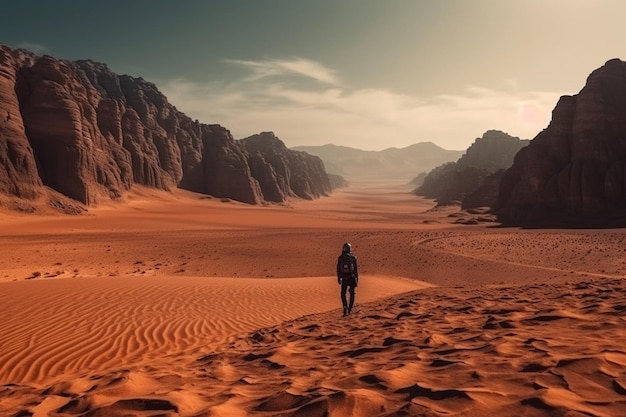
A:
[2, 0, 625, 150]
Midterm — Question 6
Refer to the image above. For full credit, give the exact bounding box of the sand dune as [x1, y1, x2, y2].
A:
[0, 274, 426, 389]
[1, 182, 626, 416]
[152, 279, 626, 417]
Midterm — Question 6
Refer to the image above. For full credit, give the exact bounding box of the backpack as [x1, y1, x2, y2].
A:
[339, 254, 355, 277]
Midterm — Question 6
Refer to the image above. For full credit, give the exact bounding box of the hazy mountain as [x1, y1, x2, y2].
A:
[414, 130, 529, 206]
[292, 143, 464, 181]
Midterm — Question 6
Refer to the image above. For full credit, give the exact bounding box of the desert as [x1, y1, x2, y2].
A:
[1, 181, 625, 417]
[1, 8, 626, 416]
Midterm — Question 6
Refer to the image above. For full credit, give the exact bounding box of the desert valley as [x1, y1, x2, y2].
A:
[1, 42, 626, 417]
[1, 181, 626, 417]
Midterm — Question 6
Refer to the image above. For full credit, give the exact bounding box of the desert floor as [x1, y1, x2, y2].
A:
[1, 181, 625, 417]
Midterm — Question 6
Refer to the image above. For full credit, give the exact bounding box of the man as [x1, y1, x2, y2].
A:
[337, 242, 359, 316]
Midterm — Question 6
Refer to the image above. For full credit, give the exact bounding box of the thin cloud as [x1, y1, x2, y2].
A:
[224, 57, 341, 86]
[159, 61, 560, 151]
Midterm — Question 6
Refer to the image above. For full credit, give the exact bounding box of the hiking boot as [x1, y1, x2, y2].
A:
[343, 307, 349, 316]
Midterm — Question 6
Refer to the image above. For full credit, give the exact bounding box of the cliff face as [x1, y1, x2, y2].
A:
[456, 130, 530, 171]
[495, 59, 626, 225]
[242, 132, 332, 202]
[0, 44, 333, 208]
[461, 170, 506, 210]
[415, 130, 528, 206]
[0, 46, 41, 200]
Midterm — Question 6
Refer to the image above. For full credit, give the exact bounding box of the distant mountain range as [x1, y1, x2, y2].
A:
[292, 143, 464, 181]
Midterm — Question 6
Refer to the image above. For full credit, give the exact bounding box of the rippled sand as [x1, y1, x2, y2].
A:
[1, 182, 625, 416]
[0, 275, 426, 386]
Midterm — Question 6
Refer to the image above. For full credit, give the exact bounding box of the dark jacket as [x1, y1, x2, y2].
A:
[337, 252, 359, 281]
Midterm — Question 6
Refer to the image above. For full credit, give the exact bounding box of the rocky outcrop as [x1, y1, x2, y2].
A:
[456, 130, 530, 171]
[198, 125, 263, 204]
[415, 130, 528, 206]
[461, 170, 506, 210]
[495, 59, 626, 225]
[0, 44, 334, 208]
[327, 173, 349, 190]
[241, 132, 332, 202]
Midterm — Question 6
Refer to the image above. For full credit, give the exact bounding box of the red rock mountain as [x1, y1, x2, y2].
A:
[0, 44, 333, 209]
[242, 132, 332, 202]
[495, 59, 626, 225]
[414, 130, 528, 206]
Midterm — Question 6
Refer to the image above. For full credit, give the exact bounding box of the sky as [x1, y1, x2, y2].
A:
[1, 0, 625, 151]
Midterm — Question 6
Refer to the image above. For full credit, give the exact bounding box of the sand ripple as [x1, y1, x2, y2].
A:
[3, 278, 626, 416]
[0, 275, 424, 387]
[175, 278, 626, 417]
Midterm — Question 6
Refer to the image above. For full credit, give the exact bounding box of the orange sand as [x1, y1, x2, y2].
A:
[0, 181, 625, 416]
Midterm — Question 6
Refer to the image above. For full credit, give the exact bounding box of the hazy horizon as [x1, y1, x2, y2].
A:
[2, 0, 625, 151]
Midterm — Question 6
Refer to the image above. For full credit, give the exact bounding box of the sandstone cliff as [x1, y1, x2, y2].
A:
[461, 170, 506, 211]
[0, 44, 334, 209]
[495, 59, 626, 225]
[0, 46, 41, 200]
[241, 132, 332, 202]
[415, 130, 528, 206]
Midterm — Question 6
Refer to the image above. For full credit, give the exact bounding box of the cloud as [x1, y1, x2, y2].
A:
[159, 58, 560, 151]
[223, 57, 341, 86]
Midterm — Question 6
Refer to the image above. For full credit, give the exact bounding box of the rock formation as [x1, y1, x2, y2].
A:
[495, 59, 626, 225]
[241, 132, 332, 202]
[327, 173, 349, 190]
[0, 46, 41, 200]
[461, 170, 506, 210]
[0, 44, 335, 209]
[415, 130, 528, 206]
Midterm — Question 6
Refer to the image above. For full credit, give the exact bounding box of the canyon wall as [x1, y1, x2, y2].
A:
[0, 44, 334, 209]
[495, 59, 626, 225]
[415, 130, 528, 207]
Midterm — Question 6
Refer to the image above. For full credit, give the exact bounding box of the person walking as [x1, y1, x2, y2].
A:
[337, 242, 359, 316]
